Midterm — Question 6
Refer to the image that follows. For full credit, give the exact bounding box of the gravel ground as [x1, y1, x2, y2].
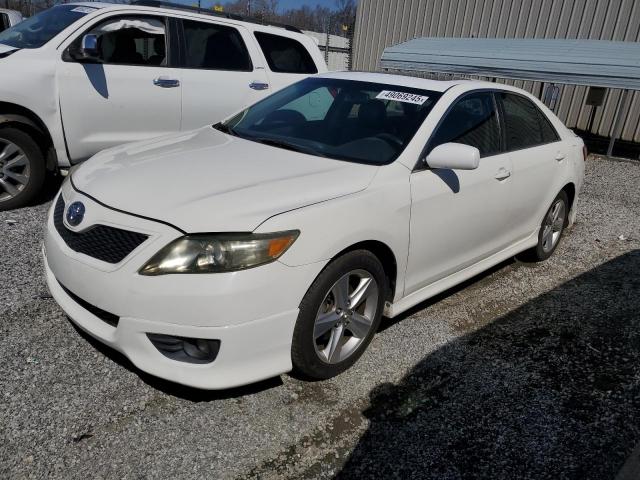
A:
[1, 156, 639, 480]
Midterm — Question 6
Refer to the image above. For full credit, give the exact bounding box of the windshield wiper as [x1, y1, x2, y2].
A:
[252, 137, 328, 157]
[213, 123, 237, 136]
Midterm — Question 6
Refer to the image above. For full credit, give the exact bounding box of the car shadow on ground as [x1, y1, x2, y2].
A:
[70, 323, 283, 402]
[337, 250, 640, 480]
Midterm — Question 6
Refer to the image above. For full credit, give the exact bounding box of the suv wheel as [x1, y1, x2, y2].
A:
[292, 250, 386, 380]
[0, 127, 46, 211]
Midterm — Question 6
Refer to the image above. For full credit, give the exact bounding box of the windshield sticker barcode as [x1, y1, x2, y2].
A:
[376, 90, 429, 105]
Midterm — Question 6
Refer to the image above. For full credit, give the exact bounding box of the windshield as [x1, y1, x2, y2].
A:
[219, 78, 442, 165]
[0, 5, 95, 49]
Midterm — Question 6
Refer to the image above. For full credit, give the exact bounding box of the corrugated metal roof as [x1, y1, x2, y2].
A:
[381, 38, 640, 90]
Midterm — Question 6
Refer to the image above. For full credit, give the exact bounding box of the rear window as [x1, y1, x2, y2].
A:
[254, 32, 317, 74]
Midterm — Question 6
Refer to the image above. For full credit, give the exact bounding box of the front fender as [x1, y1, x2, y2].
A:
[256, 162, 411, 301]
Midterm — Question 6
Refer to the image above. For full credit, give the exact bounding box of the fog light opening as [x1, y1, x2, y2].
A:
[147, 334, 220, 364]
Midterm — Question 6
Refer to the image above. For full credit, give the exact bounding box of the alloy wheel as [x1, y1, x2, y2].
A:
[313, 269, 379, 364]
[541, 199, 566, 253]
[0, 140, 30, 203]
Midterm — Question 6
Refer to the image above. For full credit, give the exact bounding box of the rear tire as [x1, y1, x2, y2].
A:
[520, 191, 569, 262]
[0, 127, 46, 211]
[291, 250, 386, 380]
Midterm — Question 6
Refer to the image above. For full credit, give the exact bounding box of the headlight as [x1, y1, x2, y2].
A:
[139, 231, 299, 275]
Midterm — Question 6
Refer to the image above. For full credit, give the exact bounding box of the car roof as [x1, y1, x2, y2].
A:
[316, 71, 530, 94]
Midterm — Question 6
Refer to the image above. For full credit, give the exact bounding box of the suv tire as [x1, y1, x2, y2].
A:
[0, 127, 46, 211]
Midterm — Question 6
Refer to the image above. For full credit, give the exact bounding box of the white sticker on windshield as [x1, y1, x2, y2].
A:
[71, 6, 98, 14]
[376, 90, 429, 105]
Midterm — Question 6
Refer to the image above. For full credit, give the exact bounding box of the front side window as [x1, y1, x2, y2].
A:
[218, 77, 441, 165]
[499, 92, 559, 150]
[0, 13, 9, 33]
[182, 19, 252, 71]
[0, 5, 93, 49]
[83, 16, 167, 66]
[254, 32, 317, 74]
[428, 92, 502, 157]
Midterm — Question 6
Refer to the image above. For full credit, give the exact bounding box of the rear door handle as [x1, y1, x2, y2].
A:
[495, 168, 511, 181]
[153, 77, 180, 88]
[249, 81, 269, 91]
[555, 152, 566, 161]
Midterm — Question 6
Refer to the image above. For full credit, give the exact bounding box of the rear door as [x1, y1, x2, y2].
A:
[496, 91, 567, 241]
[178, 18, 269, 130]
[58, 14, 182, 162]
[253, 31, 319, 93]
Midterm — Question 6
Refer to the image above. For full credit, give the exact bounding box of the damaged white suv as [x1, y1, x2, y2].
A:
[0, 1, 326, 209]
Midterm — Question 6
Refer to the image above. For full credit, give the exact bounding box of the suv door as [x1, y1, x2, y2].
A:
[496, 92, 566, 241]
[58, 15, 182, 162]
[178, 18, 269, 130]
[405, 91, 514, 295]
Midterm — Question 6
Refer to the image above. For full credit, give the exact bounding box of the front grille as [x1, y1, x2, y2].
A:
[59, 281, 120, 328]
[53, 196, 148, 264]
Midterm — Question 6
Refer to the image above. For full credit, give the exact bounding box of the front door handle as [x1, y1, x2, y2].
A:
[249, 81, 269, 91]
[495, 168, 511, 181]
[153, 77, 180, 88]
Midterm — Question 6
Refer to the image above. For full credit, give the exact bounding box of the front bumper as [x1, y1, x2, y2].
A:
[44, 185, 326, 389]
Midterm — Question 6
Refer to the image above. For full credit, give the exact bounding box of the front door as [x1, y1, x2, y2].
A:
[58, 15, 181, 162]
[405, 91, 514, 295]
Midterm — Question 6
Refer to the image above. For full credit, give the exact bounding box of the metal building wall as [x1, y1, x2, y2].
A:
[353, 0, 640, 142]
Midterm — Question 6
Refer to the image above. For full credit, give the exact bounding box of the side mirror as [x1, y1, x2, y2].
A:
[425, 143, 480, 170]
[69, 34, 101, 63]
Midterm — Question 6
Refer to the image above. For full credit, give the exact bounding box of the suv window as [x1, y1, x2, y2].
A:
[0, 5, 92, 49]
[85, 16, 167, 66]
[499, 92, 559, 150]
[254, 32, 317, 74]
[428, 92, 501, 157]
[182, 19, 252, 71]
[0, 14, 9, 33]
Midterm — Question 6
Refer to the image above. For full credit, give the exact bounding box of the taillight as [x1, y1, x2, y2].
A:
[582, 145, 588, 161]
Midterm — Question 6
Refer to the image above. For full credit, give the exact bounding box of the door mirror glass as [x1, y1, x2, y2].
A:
[425, 142, 480, 170]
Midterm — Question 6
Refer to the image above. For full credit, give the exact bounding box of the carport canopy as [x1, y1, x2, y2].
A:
[380, 38, 640, 90]
[380, 37, 640, 157]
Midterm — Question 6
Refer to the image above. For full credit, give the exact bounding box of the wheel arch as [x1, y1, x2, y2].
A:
[562, 182, 576, 211]
[0, 102, 56, 171]
[332, 240, 398, 303]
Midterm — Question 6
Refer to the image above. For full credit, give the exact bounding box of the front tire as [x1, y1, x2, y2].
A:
[291, 250, 387, 380]
[0, 127, 46, 211]
[521, 191, 569, 262]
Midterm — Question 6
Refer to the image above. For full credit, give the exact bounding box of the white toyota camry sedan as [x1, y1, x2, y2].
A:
[44, 72, 585, 389]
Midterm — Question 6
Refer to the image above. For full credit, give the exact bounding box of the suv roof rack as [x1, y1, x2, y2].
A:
[131, 0, 303, 33]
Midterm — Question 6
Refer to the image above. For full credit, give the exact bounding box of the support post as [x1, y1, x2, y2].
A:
[607, 89, 630, 157]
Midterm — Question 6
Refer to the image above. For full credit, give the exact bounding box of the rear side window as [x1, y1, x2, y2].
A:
[182, 20, 252, 71]
[254, 32, 317, 74]
[499, 92, 559, 150]
[428, 92, 502, 157]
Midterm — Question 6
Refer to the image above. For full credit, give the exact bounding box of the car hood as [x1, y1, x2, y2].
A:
[72, 127, 379, 233]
